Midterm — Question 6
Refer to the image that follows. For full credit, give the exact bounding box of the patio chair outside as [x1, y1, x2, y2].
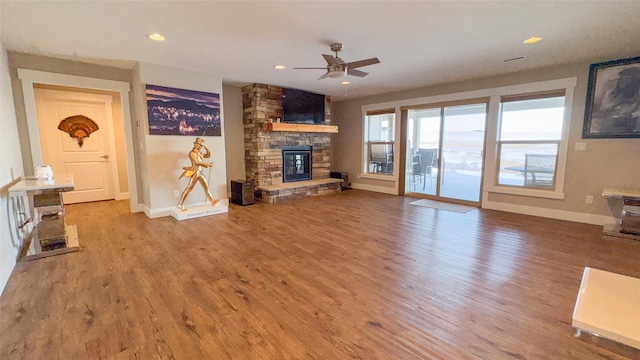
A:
[524, 154, 556, 188]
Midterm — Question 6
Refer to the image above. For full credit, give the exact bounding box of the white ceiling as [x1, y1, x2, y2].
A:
[2, 1, 640, 101]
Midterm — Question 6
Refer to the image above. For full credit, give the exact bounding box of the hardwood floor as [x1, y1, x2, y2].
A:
[1, 190, 638, 359]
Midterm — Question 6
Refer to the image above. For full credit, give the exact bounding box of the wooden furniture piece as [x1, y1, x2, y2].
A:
[266, 122, 338, 133]
[572, 267, 640, 358]
[8, 174, 80, 261]
[602, 188, 640, 238]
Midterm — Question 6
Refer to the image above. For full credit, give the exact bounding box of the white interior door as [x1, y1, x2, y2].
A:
[35, 88, 115, 204]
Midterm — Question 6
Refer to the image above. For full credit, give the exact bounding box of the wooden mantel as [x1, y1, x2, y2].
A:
[266, 122, 338, 133]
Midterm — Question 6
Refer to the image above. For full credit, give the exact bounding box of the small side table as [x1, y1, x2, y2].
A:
[602, 188, 640, 239]
[572, 267, 640, 358]
[8, 174, 80, 261]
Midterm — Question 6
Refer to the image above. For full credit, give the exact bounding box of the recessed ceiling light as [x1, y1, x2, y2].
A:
[274, 65, 285, 70]
[148, 33, 165, 42]
[341, 81, 350, 85]
[523, 36, 543, 45]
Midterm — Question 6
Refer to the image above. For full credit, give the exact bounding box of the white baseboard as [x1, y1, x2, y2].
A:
[350, 183, 398, 195]
[482, 199, 616, 226]
[129, 201, 144, 213]
[144, 205, 175, 219]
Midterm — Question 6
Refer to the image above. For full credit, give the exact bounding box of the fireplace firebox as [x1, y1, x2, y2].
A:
[282, 146, 312, 182]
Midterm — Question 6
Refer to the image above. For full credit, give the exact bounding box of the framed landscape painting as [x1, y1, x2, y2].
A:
[583, 56, 640, 139]
[146, 84, 221, 136]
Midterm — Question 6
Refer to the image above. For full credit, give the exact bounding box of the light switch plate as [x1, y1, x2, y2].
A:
[575, 142, 587, 151]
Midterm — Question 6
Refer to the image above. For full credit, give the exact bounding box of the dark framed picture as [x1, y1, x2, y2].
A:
[146, 84, 221, 136]
[582, 56, 640, 139]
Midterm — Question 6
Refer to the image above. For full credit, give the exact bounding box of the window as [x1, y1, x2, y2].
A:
[496, 91, 565, 189]
[364, 110, 395, 175]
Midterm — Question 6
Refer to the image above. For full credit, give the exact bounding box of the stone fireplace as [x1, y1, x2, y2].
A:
[242, 84, 341, 202]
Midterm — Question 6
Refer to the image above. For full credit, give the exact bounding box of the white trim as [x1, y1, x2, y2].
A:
[146, 205, 175, 219]
[351, 182, 398, 195]
[142, 205, 151, 218]
[555, 83, 575, 193]
[360, 77, 578, 112]
[103, 95, 121, 199]
[361, 109, 399, 186]
[482, 95, 501, 200]
[17, 69, 139, 213]
[484, 186, 565, 200]
[360, 173, 396, 181]
[482, 199, 616, 226]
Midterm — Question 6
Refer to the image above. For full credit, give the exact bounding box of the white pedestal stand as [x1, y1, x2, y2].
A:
[172, 199, 229, 221]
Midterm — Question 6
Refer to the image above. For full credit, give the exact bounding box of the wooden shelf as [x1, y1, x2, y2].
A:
[266, 122, 338, 133]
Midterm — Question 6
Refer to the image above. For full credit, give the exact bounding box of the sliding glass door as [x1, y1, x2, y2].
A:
[405, 102, 487, 204]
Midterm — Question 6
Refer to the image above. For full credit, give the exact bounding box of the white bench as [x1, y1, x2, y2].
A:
[572, 267, 640, 357]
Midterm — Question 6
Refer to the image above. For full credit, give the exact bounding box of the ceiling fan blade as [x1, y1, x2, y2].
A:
[322, 54, 339, 66]
[345, 57, 380, 69]
[293, 67, 327, 70]
[317, 72, 329, 80]
[347, 68, 368, 77]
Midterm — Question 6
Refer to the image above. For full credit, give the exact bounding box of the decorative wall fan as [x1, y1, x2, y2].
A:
[294, 43, 380, 80]
[58, 115, 99, 147]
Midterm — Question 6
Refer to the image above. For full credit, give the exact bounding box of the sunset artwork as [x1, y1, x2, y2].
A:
[146, 84, 221, 136]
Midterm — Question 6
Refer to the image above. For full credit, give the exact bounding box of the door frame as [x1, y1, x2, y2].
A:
[35, 87, 117, 202]
[399, 98, 490, 206]
[17, 69, 141, 213]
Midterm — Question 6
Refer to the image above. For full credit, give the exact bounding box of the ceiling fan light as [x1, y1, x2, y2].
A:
[328, 69, 347, 78]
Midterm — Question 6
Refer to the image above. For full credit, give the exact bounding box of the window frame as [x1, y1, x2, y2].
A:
[484, 85, 574, 200]
[361, 109, 397, 180]
[494, 92, 566, 192]
[359, 77, 576, 199]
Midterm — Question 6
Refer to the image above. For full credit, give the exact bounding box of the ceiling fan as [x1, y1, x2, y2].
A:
[294, 43, 380, 80]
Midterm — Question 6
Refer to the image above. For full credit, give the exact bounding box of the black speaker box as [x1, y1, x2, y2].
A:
[330, 171, 350, 190]
[231, 180, 255, 206]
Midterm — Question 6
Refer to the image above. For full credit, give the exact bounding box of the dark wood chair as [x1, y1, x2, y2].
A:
[413, 148, 437, 189]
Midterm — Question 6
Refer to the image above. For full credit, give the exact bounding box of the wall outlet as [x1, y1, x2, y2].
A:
[174, 189, 180, 198]
[586, 195, 594, 204]
[356, 173, 361, 179]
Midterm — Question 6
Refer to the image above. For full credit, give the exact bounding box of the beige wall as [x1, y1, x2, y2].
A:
[0, 43, 25, 294]
[135, 62, 227, 217]
[222, 84, 245, 189]
[332, 61, 640, 223]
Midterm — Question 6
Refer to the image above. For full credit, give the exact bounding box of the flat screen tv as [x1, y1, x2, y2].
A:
[282, 88, 325, 124]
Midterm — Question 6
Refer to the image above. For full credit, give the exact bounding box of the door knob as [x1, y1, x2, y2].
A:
[100, 155, 109, 159]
